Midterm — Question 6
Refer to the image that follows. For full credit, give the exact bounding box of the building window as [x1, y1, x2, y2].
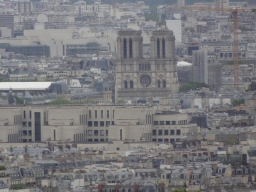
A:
[129, 38, 133, 58]
[89, 110, 91, 118]
[139, 64, 141, 70]
[148, 64, 151, 70]
[94, 121, 98, 126]
[164, 130, 168, 135]
[160, 121, 164, 125]
[166, 121, 170, 125]
[88, 130, 93, 136]
[88, 121, 92, 127]
[130, 81, 133, 88]
[154, 121, 158, 125]
[113, 110, 114, 118]
[172, 121, 176, 125]
[24, 111, 26, 119]
[100, 121, 104, 127]
[177, 130, 181, 135]
[106, 121, 110, 127]
[157, 38, 160, 58]
[95, 110, 97, 118]
[107, 110, 109, 118]
[112, 121, 115, 125]
[124, 38, 127, 59]
[28, 122, 31, 127]
[100, 130, 104, 136]
[170, 130, 174, 135]
[158, 139, 163, 142]
[124, 81, 128, 88]
[94, 130, 98, 136]
[101, 110, 103, 118]
[158, 130, 162, 135]
[54, 130, 56, 141]
[163, 80, 166, 88]
[29, 111, 31, 119]
[153, 130, 156, 135]
[162, 38, 165, 58]
[158, 80, 161, 88]
[106, 130, 108, 136]
[120, 129, 122, 140]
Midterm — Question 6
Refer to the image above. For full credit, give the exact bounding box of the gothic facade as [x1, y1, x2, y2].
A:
[115, 29, 179, 100]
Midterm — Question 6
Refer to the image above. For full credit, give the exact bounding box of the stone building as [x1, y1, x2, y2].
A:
[115, 29, 179, 101]
[0, 105, 199, 144]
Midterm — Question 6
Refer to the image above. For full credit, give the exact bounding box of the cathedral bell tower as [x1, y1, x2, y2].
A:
[115, 29, 179, 101]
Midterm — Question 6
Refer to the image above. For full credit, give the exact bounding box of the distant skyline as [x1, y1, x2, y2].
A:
[83, 0, 254, 7]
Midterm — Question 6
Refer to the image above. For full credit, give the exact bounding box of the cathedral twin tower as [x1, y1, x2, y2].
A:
[115, 29, 179, 100]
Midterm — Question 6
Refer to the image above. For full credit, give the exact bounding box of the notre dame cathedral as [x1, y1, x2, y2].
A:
[115, 29, 179, 101]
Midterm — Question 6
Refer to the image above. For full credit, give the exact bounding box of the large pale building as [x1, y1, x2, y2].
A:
[0, 105, 199, 144]
[115, 29, 179, 101]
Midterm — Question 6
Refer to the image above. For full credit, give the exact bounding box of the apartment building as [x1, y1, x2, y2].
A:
[0, 105, 199, 143]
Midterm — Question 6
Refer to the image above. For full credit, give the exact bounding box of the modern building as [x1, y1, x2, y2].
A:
[0, 105, 199, 144]
[192, 50, 208, 84]
[115, 29, 179, 101]
[208, 55, 222, 91]
[17, 1, 33, 14]
[0, 44, 50, 57]
[0, 14, 14, 37]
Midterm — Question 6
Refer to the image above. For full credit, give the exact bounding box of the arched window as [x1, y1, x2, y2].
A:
[158, 80, 161, 88]
[124, 81, 128, 88]
[130, 81, 133, 88]
[129, 38, 133, 58]
[123, 39, 127, 59]
[162, 38, 165, 58]
[157, 38, 160, 58]
[163, 80, 166, 88]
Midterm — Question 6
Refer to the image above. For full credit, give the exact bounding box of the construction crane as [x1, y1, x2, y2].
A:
[181, 6, 255, 88]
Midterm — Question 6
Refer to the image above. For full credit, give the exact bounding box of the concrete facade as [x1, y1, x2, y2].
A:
[0, 105, 199, 144]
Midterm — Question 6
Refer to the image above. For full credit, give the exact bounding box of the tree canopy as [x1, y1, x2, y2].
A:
[48, 97, 71, 105]
[231, 99, 245, 107]
[247, 82, 256, 92]
[179, 81, 209, 93]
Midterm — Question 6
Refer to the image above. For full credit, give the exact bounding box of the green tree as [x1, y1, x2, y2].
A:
[231, 99, 245, 107]
[12, 184, 26, 189]
[222, 60, 243, 66]
[14, 96, 24, 105]
[179, 81, 209, 93]
[247, 82, 256, 91]
[173, 189, 188, 192]
[0, 165, 6, 170]
[49, 97, 71, 105]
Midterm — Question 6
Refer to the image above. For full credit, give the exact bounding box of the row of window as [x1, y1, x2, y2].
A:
[23, 111, 32, 119]
[152, 129, 181, 136]
[153, 120, 187, 125]
[88, 110, 114, 119]
[152, 138, 179, 143]
[23, 121, 32, 127]
[87, 130, 108, 136]
[122, 63, 166, 71]
[124, 80, 167, 89]
[88, 121, 114, 127]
